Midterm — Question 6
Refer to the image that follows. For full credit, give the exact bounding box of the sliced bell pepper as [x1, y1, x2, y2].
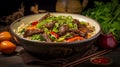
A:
[31, 21, 38, 26]
[50, 31, 59, 39]
[66, 36, 85, 42]
[26, 26, 36, 30]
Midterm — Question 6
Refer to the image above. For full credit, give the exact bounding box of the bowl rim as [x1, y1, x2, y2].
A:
[10, 12, 102, 45]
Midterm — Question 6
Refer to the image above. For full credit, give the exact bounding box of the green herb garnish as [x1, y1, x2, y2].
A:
[82, 0, 120, 41]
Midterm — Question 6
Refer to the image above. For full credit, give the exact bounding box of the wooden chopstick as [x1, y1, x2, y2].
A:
[62, 49, 112, 67]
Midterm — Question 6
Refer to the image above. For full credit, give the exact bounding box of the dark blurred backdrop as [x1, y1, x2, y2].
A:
[0, 0, 112, 17]
[0, 0, 57, 17]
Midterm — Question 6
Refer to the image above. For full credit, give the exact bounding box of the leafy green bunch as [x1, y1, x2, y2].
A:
[82, 0, 120, 41]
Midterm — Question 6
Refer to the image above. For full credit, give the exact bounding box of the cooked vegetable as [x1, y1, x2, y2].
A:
[17, 13, 95, 42]
[66, 36, 85, 42]
[31, 21, 38, 26]
[50, 31, 59, 39]
[31, 34, 45, 41]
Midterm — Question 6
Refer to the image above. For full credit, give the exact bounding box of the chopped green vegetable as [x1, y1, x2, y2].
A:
[50, 35, 57, 41]
[52, 23, 59, 33]
[44, 28, 49, 34]
[31, 34, 45, 41]
[63, 33, 72, 38]
[80, 21, 87, 25]
[18, 28, 25, 33]
[56, 33, 72, 42]
[57, 37, 65, 42]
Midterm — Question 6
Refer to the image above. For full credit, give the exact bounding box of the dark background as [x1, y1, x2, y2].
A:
[0, 0, 57, 17]
[0, 0, 111, 17]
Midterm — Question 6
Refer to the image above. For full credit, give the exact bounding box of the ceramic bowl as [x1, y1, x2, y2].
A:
[10, 13, 101, 57]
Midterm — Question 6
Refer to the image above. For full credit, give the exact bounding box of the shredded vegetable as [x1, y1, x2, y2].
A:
[17, 13, 95, 42]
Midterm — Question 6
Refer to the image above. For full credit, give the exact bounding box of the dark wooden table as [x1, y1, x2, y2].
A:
[0, 46, 120, 67]
[0, 25, 120, 67]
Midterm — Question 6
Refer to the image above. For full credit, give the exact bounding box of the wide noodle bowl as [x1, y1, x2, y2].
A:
[16, 13, 95, 42]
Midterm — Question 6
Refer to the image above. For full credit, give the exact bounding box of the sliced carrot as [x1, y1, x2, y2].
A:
[66, 36, 85, 42]
[26, 26, 36, 30]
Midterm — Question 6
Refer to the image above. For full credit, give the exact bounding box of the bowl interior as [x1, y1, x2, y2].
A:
[10, 13, 101, 44]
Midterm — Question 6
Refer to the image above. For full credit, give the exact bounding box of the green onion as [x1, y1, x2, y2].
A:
[31, 34, 45, 41]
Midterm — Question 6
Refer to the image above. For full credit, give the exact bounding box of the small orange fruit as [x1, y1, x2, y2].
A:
[0, 31, 12, 42]
[0, 41, 16, 54]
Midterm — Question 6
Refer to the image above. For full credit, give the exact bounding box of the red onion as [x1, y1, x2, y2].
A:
[98, 33, 118, 49]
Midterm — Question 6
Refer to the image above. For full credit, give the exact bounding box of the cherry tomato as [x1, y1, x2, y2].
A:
[0, 41, 16, 54]
[0, 31, 12, 42]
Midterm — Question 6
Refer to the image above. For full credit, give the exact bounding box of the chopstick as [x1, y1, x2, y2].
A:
[62, 49, 112, 67]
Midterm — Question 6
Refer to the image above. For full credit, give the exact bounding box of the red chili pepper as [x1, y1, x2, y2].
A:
[31, 21, 38, 26]
[66, 36, 85, 42]
[50, 31, 59, 39]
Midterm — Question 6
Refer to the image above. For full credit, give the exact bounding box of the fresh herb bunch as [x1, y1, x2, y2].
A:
[82, 0, 120, 41]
